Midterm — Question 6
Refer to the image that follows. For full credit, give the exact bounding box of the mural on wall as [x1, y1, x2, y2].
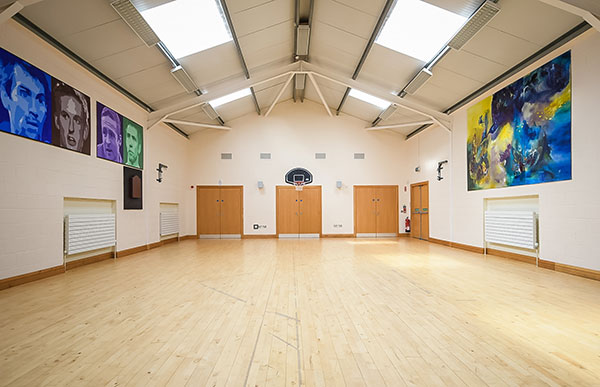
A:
[467, 51, 572, 191]
[0, 47, 52, 143]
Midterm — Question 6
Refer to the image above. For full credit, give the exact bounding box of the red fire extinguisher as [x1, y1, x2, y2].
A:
[405, 217, 410, 233]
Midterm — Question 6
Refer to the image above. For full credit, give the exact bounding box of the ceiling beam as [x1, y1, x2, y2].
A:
[265, 73, 295, 117]
[335, 0, 395, 115]
[147, 62, 301, 127]
[0, 1, 22, 25]
[366, 120, 434, 131]
[218, 0, 262, 115]
[538, 0, 600, 31]
[303, 62, 451, 130]
[307, 73, 332, 117]
[162, 119, 231, 130]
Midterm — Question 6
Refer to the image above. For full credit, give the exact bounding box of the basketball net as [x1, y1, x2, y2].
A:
[294, 182, 305, 191]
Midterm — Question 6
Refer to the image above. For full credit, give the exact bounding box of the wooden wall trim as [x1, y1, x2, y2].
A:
[322, 234, 355, 238]
[427, 238, 599, 282]
[397, 233, 409, 237]
[0, 265, 65, 291]
[181, 235, 197, 240]
[116, 245, 147, 258]
[243, 234, 277, 239]
[555, 263, 600, 281]
[65, 252, 114, 270]
[486, 248, 536, 264]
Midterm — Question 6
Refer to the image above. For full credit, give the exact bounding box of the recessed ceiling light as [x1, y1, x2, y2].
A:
[349, 89, 391, 110]
[376, 0, 467, 62]
[210, 88, 251, 108]
[141, 0, 232, 59]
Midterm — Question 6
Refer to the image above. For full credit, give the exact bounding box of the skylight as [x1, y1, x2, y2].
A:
[376, 0, 467, 62]
[141, 0, 232, 59]
[210, 88, 251, 108]
[348, 89, 391, 110]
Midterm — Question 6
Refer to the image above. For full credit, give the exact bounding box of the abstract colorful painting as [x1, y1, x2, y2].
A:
[467, 51, 571, 191]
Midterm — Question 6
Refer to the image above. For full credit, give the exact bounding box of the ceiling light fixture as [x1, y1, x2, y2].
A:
[170, 65, 200, 94]
[403, 68, 433, 96]
[296, 24, 310, 56]
[111, 0, 160, 46]
[448, 1, 501, 50]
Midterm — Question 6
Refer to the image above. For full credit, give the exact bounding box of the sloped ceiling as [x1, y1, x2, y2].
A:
[15, 0, 585, 137]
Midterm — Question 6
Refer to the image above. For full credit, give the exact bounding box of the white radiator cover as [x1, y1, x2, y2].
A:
[160, 211, 179, 236]
[484, 211, 538, 250]
[65, 214, 116, 255]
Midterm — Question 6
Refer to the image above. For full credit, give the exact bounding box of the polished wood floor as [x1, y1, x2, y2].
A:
[1, 238, 599, 386]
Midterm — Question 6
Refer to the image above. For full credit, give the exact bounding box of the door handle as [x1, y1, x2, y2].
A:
[300, 212, 303, 215]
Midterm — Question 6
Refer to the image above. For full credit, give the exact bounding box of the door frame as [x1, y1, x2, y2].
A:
[276, 185, 322, 237]
[409, 181, 429, 240]
[353, 185, 399, 237]
[196, 185, 244, 238]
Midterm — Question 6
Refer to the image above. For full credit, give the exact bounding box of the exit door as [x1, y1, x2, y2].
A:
[410, 182, 429, 240]
[196, 186, 243, 238]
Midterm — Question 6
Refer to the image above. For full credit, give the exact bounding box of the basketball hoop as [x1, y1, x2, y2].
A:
[294, 181, 305, 191]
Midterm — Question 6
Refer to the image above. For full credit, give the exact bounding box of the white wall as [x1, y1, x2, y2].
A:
[0, 21, 191, 280]
[188, 99, 408, 236]
[406, 30, 600, 271]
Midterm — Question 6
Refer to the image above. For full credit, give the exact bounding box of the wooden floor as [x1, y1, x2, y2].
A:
[1, 238, 599, 386]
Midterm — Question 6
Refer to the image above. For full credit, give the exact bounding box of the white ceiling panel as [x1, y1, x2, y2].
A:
[216, 96, 257, 122]
[340, 96, 382, 123]
[238, 19, 293, 56]
[309, 43, 359, 77]
[230, 0, 293, 38]
[333, 0, 386, 17]
[406, 82, 463, 111]
[93, 45, 168, 80]
[21, 0, 119, 38]
[425, 66, 483, 99]
[226, 0, 273, 14]
[311, 20, 367, 59]
[254, 80, 294, 109]
[59, 20, 144, 62]
[180, 42, 244, 88]
[358, 44, 423, 92]
[437, 49, 507, 84]
[487, 0, 581, 46]
[116, 63, 185, 105]
[313, 0, 378, 40]
[461, 26, 541, 67]
[244, 42, 293, 72]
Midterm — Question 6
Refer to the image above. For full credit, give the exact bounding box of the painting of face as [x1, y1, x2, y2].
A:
[52, 80, 90, 154]
[96, 103, 123, 163]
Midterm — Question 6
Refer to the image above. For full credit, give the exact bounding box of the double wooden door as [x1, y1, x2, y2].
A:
[354, 185, 398, 237]
[196, 186, 243, 238]
[410, 182, 429, 240]
[276, 186, 322, 237]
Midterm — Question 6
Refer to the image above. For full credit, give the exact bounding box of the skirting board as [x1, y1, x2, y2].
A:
[322, 234, 355, 238]
[65, 252, 114, 270]
[428, 237, 599, 282]
[0, 265, 65, 291]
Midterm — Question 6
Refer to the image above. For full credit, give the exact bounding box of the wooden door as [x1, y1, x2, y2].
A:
[298, 186, 322, 234]
[410, 182, 429, 240]
[375, 186, 398, 235]
[276, 186, 299, 235]
[197, 186, 221, 236]
[354, 186, 377, 234]
[410, 185, 421, 239]
[219, 186, 243, 235]
[420, 183, 429, 241]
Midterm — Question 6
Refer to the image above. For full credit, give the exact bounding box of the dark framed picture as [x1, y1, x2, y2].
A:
[123, 166, 142, 210]
[51, 79, 91, 154]
[0, 47, 52, 144]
